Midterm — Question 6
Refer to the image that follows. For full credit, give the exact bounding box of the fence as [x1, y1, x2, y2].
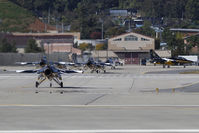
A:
[0, 53, 70, 65]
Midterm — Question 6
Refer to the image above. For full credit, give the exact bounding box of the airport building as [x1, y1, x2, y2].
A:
[108, 32, 155, 64]
[0, 32, 81, 55]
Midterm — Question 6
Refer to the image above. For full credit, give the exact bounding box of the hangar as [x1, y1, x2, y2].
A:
[108, 32, 155, 64]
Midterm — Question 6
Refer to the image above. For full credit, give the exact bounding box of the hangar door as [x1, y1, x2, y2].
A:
[124, 52, 139, 64]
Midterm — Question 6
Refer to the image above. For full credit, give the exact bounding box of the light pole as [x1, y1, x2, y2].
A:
[99, 18, 104, 40]
[47, 42, 50, 60]
[106, 38, 108, 60]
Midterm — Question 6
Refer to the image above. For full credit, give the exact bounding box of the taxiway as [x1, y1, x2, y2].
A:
[0, 65, 199, 132]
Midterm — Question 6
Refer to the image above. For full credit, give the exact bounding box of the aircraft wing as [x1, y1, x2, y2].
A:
[57, 62, 75, 66]
[16, 69, 38, 73]
[15, 62, 40, 65]
[59, 69, 84, 74]
[104, 62, 114, 66]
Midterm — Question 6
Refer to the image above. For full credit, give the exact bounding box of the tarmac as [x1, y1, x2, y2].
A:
[0, 65, 199, 132]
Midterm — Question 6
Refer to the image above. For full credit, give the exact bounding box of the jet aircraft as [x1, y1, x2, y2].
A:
[150, 49, 193, 68]
[16, 56, 83, 88]
[83, 58, 106, 73]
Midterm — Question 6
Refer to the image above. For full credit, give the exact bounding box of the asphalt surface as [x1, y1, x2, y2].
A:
[0, 65, 199, 132]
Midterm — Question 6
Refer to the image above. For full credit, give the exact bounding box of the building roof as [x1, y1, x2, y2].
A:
[110, 10, 128, 16]
[113, 49, 150, 53]
[184, 33, 199, 39]
[109, 32, 154, 40]
[170, 28, 199, 32]
[29, 19, 56, 32]
[0, 33, 74, 47]
[0, 33, 32, 47]
[13, 33, 74, 39]
[41, 39, 74, 44]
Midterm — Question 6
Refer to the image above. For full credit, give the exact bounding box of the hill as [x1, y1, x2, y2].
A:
[0, 0, 56, 32]
[0, 0, 35, 32]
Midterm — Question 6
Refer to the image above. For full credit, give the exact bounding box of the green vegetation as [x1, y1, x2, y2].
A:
[6, 0, 199, 36]
[134, 21, 155, 37]
[186, 36, 199, 54]
[25, 39, 44, 53]
[95, 43, 106, 50]
[162, 28, 185, 56]
[78, 43, 93, 51]
[0, 0, 35, 32]
[180, 71, 199, 74]
[1, 0, 199, 55]
[0, 38, 17, 52]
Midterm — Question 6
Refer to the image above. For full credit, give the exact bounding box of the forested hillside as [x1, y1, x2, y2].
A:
[8, 0, 199, 20]
[0, 0, 35, 32]
[2, 0, 199, 39]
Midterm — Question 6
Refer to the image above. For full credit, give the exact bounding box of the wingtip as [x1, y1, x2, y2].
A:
[16, 70, 23, 73]
[76, 70, 84, 73]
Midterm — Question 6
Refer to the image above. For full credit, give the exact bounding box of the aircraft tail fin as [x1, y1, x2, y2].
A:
[150, 49, 160, 59]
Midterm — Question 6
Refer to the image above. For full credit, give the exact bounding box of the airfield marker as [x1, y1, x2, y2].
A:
[156, 88, 159, 94]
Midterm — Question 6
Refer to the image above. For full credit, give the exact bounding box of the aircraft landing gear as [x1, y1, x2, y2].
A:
[60, 82, 63, 88]
[111, 66, 115, 69]
[50, 83, 52, 87]
[35, 82, 39, 88]
[163, 64, 165, 68]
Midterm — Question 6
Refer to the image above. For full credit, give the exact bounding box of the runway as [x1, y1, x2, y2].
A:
[1, 65, 199, 131]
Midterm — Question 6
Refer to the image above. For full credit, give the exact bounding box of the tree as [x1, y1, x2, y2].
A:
[95, 43, 105, 50]
[134, 21, 155, 37]
[186, 35, 199, 54]
[105, 26, 126, 38]
[25, 39, 43, 53]
[185, 0, 199, 20]
[0, 38, 17, 53]
[162, 28, 185, 56]
[90, 32, 101, 39]
[78, 43, 93, 51]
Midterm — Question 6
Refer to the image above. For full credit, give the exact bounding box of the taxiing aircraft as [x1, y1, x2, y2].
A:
[83, 58, 106, 73]
[150, 49, 193, 68]
[16, 57, 83, 88]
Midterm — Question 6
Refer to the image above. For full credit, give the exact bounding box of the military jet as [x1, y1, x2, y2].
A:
[150, 49, 193, 68]
[83, 58, 106, 73]
[104, 58, 116, 69]
[16, 57, 83, 88]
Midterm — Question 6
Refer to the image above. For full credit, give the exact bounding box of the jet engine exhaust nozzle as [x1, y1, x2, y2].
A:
[44, 68, 52, 76]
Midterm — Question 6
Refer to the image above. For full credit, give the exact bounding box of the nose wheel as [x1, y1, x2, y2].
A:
[35, 82, 39, 88]
[60, 82, 63, 88]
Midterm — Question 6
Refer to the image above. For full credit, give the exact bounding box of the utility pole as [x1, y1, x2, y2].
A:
[48, 7, 50, 24]
[62, 21, 64, 33]
[101, 20, 104, 40]
[106, 39, 108, 60]
[99, 18, 104, 40]
[55, 18, 58, 32]
[47, 42, 50, 61]
[45, 23, 47, 33]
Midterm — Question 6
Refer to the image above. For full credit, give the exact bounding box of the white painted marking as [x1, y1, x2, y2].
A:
[0, 129, 199, 133]
[0, 104, 199, 108]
